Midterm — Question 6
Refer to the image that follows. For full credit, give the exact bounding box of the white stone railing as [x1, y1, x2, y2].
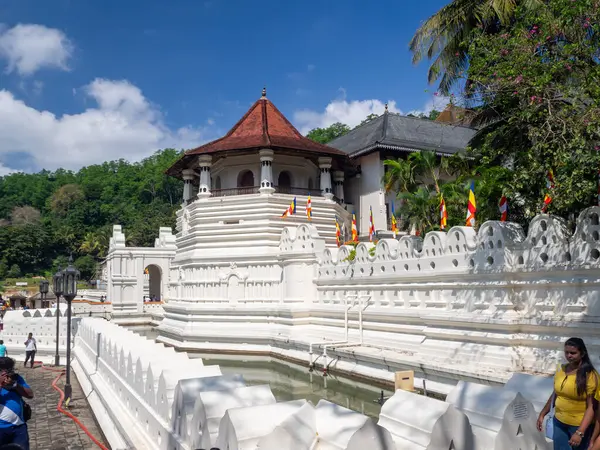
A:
[315, 207, 600, 377]
[378, 372, 552, 450]
[73, 318, 397, 450]
[1, 307, 72, 361]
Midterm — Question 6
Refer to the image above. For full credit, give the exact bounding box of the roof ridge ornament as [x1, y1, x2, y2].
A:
[262, 87, 267, 98]
[384, 102, 388, 113]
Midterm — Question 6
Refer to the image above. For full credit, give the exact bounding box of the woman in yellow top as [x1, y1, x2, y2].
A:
[590, 387, 600, 450]
[537, 338, 598, 449]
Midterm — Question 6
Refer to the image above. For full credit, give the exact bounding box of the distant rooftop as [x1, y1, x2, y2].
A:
[328, 108, 477, 158]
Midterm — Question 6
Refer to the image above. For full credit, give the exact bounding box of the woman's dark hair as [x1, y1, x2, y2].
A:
[565, 337, 597, 396]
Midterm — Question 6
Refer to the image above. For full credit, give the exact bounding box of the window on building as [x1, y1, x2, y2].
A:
[237, 170, 254, 188]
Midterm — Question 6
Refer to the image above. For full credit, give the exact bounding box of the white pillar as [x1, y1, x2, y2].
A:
[259, 149, 275, 195]
[318, 157, 334, 200]
[182, 169, 195, 204]
[333, 170, 345, 203]
[197, 155, 212, 200]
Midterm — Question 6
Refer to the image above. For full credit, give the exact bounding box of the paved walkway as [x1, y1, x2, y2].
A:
[21, 365, 109, 450]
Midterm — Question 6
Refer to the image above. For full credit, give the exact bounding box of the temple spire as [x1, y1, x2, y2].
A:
[261, 87, 267, 98]
[384, 102, 388, 113]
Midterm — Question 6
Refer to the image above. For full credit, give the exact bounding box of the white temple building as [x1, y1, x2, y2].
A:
[103, 89, 600, 396]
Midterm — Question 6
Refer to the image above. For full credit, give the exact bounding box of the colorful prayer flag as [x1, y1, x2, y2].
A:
[369, 206, 376, 242]
[499, 196, 508, 222]
[390, 203, 398, 238]
[335, 218, 342, 247]
[440, 195, 448, 230]
[351, 214, 358, 241]
[465, 181, 476, 227]
[281, 197, 297, 217]
[306, 194, 312, 220]
[541, 170, 554, 212]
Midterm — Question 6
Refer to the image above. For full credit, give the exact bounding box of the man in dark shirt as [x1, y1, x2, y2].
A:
[0, 358, 33, 450]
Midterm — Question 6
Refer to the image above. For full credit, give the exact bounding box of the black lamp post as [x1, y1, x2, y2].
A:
[62, 256, 79, 403]
[39, 279, 49, 305]
[52, 267, 64, 366]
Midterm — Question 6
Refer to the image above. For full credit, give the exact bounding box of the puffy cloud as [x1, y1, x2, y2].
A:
[0, 162, 15, 176]
[0, 24, 73, 75]
[0, 78, 207, 173]
[407, 94, 451, 116]
[294, 99, 401, 134]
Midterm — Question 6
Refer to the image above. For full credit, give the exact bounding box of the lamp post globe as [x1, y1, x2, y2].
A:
[62, 256, 80, 403]
[52, 267, 64, 366]
[39, 279, 49, 298]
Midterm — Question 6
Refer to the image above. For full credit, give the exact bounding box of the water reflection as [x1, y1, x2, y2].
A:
[135, 328, 392, 419]
[199, 355, 393, 419]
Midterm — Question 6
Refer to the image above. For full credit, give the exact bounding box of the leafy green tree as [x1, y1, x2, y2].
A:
[7, 264, 21, 278]
[409, 0, 539, 94]
[465, 0, 600, 221]
[306, 123, 351, 144]
[74, 255, 97, 281]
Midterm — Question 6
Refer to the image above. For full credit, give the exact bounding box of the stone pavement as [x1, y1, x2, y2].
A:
[21, 364, 109, 450]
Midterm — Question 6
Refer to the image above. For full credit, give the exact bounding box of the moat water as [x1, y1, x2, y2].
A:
[133, 328, 393, 419]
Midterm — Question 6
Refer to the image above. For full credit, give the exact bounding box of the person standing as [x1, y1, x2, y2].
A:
[589, 387, 600, 449]
[22, 335, 36, 369]
[536, 337, 598, 449]
[0, 341, 7, 357]
[0, 357, 33, 450]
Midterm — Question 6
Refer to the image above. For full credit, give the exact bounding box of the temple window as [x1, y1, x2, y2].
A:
[237, 170, 255, 188]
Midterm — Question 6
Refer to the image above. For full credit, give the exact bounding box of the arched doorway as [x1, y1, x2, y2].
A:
[144, 265, 162, 301]
[237, 170, 254, 188]
[278, 171, 292, 194]
[214, 176, 222, 190]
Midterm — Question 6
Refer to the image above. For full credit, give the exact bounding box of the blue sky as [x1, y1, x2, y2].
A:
[0, 0, 449, 174]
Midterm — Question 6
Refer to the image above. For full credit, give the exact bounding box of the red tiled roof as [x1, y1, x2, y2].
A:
[185, 93, 346, 157]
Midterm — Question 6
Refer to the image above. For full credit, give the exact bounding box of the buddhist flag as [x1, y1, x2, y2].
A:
[306, 194, 312, 220]
[541, 170, 554, 212]
[499, 196, 508, 221]
[440, 195, 448, 230]
[351, 214, 358, 241]
[390, 203, 398, 238]
[281, 197, 297, 217]
[465, 181, 476, 227]
[369, 206, 376, 242]
[335, 218, 342, 247]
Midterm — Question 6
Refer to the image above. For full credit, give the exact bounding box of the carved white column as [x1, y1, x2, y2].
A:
[182, 169, 195, 204]
[333, 170, 345, 203]
[259, 149, 275, 195]
[318, 157, 334, 200]
[197, 155, 212, 200]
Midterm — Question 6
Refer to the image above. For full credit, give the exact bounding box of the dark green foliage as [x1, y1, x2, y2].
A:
[0, 149, 183, 280]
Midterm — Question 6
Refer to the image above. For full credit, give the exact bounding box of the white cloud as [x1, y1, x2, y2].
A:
[0, 162, 15, 177]
[408, 94, 451, 116]
[0, 78, 208, 172]
[0, 24, 73, 75]
[294, 98, 401, 134]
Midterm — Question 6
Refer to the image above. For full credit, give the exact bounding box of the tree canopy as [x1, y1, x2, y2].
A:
[0, 149, 183, 281]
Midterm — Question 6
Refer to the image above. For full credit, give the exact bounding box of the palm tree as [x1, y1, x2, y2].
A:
[397, 187, 438, 235]
[383, 158, 418, 193]
[409, 0, 543, 94]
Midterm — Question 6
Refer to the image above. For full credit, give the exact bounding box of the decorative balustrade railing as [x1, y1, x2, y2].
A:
[211, 186, 260, 197]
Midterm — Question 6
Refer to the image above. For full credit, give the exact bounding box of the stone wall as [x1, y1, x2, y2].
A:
[73, 318, 395, 450]
[1, 308, 73, 362]
[157, 207, 600, 393]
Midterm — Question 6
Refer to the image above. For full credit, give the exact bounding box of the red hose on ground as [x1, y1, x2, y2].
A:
[34, 362, 109, 450]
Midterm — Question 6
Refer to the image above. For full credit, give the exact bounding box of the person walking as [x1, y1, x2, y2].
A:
[0, 357, 33, 450]
[537, 337, 598, 449]
[22, 335, 36, 369]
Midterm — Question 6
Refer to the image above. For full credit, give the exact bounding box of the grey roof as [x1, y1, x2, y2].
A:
[328, 112, 477, 158]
